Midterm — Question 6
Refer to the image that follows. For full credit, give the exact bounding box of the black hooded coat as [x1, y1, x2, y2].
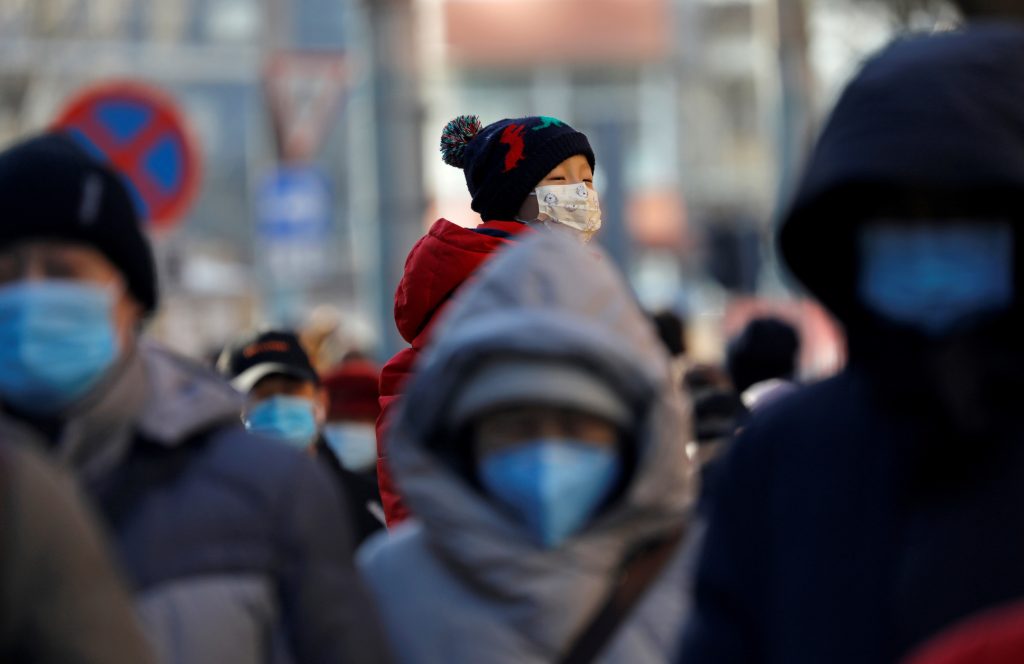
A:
[679, 23, 1024, 664]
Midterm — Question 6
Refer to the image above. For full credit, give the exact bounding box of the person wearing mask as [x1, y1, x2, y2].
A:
[679, 24, 1024, 663]
[0, 441, 155, 664]
[724, 316, 801, 412]
[322, 356, 386, 536]
[360, 233, 692, 663]
[0, 133, 390, 664]
[219, 330, 385, 543]
[218, 329, 328, 449]
[378, 114, 600, 525]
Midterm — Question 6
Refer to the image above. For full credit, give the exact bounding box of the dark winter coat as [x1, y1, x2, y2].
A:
[680, 23, 1024, 664]
[377, 218, 530, 525]
[315, 437, 385, 545]
[3, 340, 391, 664]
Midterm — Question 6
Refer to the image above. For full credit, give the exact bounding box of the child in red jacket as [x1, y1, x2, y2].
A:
[377, 114, 601, 525]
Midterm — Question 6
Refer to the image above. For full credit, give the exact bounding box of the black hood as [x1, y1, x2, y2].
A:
[779, 23, 1024, 327]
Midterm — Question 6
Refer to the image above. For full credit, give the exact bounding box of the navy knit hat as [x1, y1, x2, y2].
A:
[440, 115, 595, 221]
[0, 132, 157, 314]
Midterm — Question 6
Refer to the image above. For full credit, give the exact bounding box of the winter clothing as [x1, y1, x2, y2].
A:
[315, 437, 385, 545]
[217, 329, 320, 392]
[440, 115, 594, 222]
[220, 332, 385, 545]
[377, 218, 530, 525]
[902, 601, 1024, 664]
[360, 233, 693, 663]
[0, 133, 157, 314]
[324, 358, 381, 421]
[448, 359, 632, 428]
[321, 361, 386, 543]
[3, 340, 391, 664]
[680, 24, 1024, 663]
[0, 441, 155, 663]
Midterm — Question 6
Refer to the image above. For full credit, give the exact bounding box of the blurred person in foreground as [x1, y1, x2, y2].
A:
[680, 24, 1024, 663]
[378, 114, 600, 526]
[360, 232, 692, 663]
[218, 331, 385, 544]
[0, 134, 390, 664]
[0, 441, 154, 663]
[724, 316, 801, 413]
[322, 356, 386, 538]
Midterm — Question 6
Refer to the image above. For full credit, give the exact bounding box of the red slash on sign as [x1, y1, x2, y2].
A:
[53, 80, 201, 232]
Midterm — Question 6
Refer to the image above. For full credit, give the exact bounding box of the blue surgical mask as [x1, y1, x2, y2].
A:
[324, 422, 378, 472]
[478, 439, 621, 548]
[0, 280, 120, 415]
[245, 395, 319, 448]
[859, 222, 1014, 334]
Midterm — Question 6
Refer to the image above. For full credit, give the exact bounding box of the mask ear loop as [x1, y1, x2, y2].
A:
[514, 190, 546, 225]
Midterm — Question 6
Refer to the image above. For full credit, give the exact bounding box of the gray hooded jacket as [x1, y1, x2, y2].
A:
[359, 234, 693, 663]
[2, 339, 390, 664]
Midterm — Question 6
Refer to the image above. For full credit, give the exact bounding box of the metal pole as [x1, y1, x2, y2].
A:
[593, 120, 631, 275]
[364, 0, 424, 360]
[774, 0, 814, 214]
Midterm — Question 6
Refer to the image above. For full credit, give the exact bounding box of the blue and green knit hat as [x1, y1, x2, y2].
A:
[440, 115, 595, 221]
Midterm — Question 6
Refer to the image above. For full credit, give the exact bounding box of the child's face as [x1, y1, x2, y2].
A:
[517, 155, 596, 223]
[537, 154, 594, 190]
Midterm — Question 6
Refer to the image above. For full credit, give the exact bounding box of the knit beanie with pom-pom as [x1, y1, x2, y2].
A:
[440, 115, 594, 222]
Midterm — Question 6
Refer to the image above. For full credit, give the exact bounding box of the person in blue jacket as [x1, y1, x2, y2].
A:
[679, 23, 1024, 664]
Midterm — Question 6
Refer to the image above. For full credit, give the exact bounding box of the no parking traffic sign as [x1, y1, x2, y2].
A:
[53, 81, 201, 231]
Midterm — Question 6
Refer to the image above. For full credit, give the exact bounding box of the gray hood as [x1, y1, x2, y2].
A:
[387, 233, 691, 643]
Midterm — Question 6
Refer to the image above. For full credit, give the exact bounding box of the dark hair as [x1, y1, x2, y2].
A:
[651, 310, 687, 358]
[725, 317, 800, 394]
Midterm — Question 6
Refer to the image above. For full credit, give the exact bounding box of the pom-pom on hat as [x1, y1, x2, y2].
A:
[440, 115, 595, 222]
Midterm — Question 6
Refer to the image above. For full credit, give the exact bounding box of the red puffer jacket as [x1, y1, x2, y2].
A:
[377, 219, 530, 525]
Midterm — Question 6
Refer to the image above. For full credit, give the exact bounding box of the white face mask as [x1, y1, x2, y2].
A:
[521, 183, 602, 243]
[323, 422, 378, 472]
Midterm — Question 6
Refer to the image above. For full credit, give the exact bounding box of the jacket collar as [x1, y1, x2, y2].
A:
[8, 339, 244, 482]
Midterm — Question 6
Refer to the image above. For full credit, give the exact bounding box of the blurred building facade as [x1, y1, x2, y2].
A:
[0, 0, 943, 369]
[419, 0, 778, 307]
[0, 0, 373, 360]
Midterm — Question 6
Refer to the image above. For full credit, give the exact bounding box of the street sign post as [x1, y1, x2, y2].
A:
[264, 51, 348, 162]
[256, 165, 333, 324]
[256, 165, 333, 326]
[53, 80, 201, 231]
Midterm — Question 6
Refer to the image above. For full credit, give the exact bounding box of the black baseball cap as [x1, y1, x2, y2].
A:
[217, 330, 319, 393]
